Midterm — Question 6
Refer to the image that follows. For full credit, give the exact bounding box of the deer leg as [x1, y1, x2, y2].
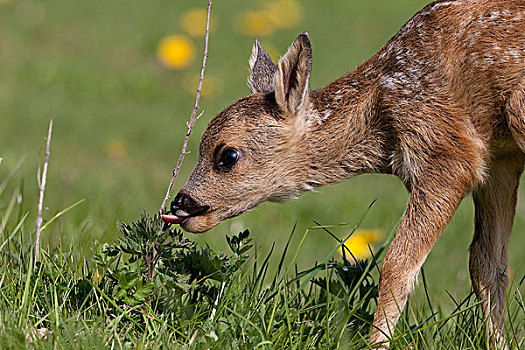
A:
[370, 180, 469, 348]
[470, 152, 524, 349]
[506, 84, 525, 152]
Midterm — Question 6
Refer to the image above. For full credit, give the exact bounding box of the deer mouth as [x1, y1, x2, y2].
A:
[162, 206, 210, 225]
[161, 213, 187, 225]
[161, 192, 211, 227]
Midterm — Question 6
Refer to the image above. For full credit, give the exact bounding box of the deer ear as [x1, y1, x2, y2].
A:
[248, 39, 277, 93]
[274, 33, 312, 116]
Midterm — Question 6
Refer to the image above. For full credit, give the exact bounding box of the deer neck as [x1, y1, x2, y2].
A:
[301, 61, 395, 188]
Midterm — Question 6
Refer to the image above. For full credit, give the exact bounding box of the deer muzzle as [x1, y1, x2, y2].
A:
[162, 192, 210, 225]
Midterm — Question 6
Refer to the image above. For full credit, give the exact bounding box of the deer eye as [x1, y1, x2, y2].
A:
[216, 147, 240, 172]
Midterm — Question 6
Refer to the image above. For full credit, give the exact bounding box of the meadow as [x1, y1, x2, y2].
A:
[0, 0, 524, 348]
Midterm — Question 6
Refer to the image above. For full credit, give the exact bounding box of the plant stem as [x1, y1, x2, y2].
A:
[35, 119, 53, 265]
[160, 0, 212, 214]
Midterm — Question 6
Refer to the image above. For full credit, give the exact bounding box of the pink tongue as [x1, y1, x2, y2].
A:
[161, 214, 186, 224]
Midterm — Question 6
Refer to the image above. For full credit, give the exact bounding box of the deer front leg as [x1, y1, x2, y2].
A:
[470, 153, 524, 349]
[370, 182, 469, 348]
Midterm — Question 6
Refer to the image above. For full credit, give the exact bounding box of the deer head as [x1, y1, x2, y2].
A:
[167, 33, 315, 233]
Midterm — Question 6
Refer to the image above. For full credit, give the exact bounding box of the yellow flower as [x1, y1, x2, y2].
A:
[181, 8, 214, 37]
[235, 11, 276, 37]
[339, 229, 383, 260]
[234, 0, 302, 37]
[263, 0, 302, 29]
[156, 35, 195, 70]
[106, 140, 127, 160]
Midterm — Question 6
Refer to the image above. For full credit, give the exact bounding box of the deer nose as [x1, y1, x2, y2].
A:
[171, 193, 186, 210]
[171, 192, 210, 218]
[171, 192, 191, 213]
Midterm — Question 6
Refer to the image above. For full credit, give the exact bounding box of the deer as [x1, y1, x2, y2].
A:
[162, 0, 525, 348]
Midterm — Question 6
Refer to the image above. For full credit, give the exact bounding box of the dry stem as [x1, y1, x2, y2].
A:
[35, 119, 53, 264]
[160, 0, 212, 214]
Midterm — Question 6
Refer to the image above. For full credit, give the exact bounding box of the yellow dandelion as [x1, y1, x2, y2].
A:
[263, 0, 303, 29]
[183, 74, 222, 99]
[339, 229, 383, 260]
[156, 35, 195, 70]
[181, 8, 214, 37]
[106, 140, 127, 160]
[235, 11, 276, 37]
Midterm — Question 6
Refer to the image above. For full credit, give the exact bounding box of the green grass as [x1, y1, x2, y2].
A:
[0, 188, 523, 349]
[0, 0, 524, 347]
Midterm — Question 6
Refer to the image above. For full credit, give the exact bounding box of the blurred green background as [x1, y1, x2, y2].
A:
[1, 0, 523, 304]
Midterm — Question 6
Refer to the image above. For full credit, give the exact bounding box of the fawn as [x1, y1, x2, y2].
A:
[163, 0, 525, 347]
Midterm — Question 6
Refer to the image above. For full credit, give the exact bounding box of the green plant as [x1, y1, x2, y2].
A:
[93, 214, 253, 327]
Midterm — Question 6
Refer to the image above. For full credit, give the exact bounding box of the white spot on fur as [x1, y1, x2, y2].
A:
[506, 49, 519, 59]
[469, 52, 480, 67]
[380, 71, 421, 93]
[488, 11, 500, 19]
[397, 0, 461, 38]
[304, 108, 330, 126]
[379, 44, 394, 61]
[456, 16, 475, 37]
[483, 55, 495, 63]
[379, 76, 397, 90]
[429, 1, 461, 12]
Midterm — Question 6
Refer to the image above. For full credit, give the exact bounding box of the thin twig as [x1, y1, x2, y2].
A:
[35, 119, 53, 264]
[160, 0, 212, 214]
